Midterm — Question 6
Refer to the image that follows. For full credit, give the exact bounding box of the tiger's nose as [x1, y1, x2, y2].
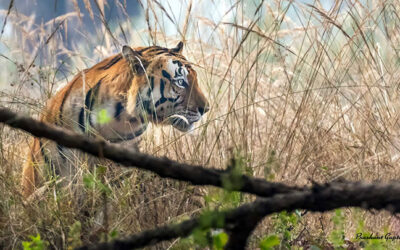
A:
[198, 106, 210, 115]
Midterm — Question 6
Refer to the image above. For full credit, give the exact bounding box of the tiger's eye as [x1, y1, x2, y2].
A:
[173, 79, 185, 88]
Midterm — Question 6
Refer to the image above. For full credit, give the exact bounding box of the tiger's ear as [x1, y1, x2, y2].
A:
[122, 45, 145, 74]
[170, 41, 184, 54]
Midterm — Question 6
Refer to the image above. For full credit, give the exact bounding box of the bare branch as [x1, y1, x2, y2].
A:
[0, 107, 303, 197]
[224, 214, 261, 250]
[77, 217, 199, 250]
[77, 181, 400, 249]
[0, 0, 14, 40]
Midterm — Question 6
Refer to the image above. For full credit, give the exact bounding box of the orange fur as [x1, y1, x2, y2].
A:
[22, 137, 43, 197]
[22, 54, 135, 197]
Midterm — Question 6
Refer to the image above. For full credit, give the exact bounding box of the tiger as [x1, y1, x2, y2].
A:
[21, 42, 209, 197]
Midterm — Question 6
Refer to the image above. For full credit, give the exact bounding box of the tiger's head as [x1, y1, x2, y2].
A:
[122, 42, 209, 132]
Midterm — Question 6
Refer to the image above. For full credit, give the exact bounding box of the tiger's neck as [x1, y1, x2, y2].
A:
[74, 68, 155, 143]
[81, 70, 153, 143]
[83, 96, 148, 143]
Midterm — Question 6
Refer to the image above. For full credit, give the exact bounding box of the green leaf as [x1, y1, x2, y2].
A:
[191, 228, 210, 248]
[98, 109, 112, 124]
[198, 210, 225, 229]
[22, 241, 32, 249]
[98, 182, 112, 195]
[83, 174, 111, 195]
[260, 235, 280, 250]
[83, 175, 95, 189]
[213, 232, 228, 250]
[22, 234, 47, 250]
[110, 229, 119, 239]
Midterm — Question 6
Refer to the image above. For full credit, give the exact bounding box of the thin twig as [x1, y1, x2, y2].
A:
[0, 0, 14, 40]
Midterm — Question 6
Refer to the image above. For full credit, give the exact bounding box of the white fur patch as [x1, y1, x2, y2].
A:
[168, 114, 189, 125]
[166, 59, 188, 80]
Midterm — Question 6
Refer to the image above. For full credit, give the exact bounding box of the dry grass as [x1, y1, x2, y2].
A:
[2, 0, 400, 249]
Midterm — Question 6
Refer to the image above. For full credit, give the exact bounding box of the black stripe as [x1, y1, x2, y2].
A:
[98, 54, 122, 70]
[59, 69, 89, 126]
[154, 79, 167, 107]
[136, 90, 157, 120]
[129, 117, 138, 123]
[138, 46, 172, 55]
[150, 46, 167, 52]
[39, 140, 50, 166]
[172, 60, 183, 67]
[142, 100, 153, 116]
[78, 108, 85, 132]
[146, 77, 154, 97]
[154, 79, 179, 107]
[79, 79, 103, 132]
[150, 76, 154, 89]
[138, 47, 153, 53]
[57, 144, 67, 161]
[138, 114, 145, 123]
[154, 51, 167, 55]
[86, 80, 102, 128]
[162, 70, 171, 80]
[173, 99, 184, 107]
[114, 102, 124, 121]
